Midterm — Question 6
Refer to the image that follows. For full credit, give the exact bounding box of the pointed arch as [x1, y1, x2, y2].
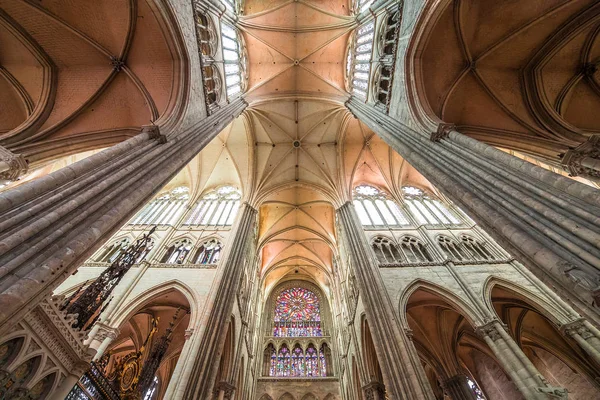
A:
[399, 279, 484, 328]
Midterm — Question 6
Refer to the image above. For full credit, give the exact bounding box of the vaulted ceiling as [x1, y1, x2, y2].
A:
[0, 0, 182, 166]
[419, 0, 600, 162]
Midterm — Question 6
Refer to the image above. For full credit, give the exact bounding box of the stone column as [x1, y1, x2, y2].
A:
[561, 318, 600, 365]
[346, 98, 600, 321]
[181, 202, 257, 399]
[49, 362, 89, 400]
[0, 99, 246, 335]
[336, 202, 435, 400]
[441, 375, 476, 400]
[475, 320, 566, 399]
[90, 324, 120, 361]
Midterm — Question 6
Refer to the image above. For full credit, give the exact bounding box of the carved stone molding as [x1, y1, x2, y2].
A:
[430, 123, 456, 142]
[214, 381, 236, 400]
[561, 135, 600, 179]
[94, 323, 120, 342]
[0, 145, 28, 182]
[363, 381, 387, 400]
[142, 124, 167, 144]
[475, 321, 505, 342]
[560, 318, 594, 340]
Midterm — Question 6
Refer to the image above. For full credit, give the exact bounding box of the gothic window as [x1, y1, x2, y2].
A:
[437, 235, 469, 261]
[97, 238, 130, 263]
[192, 239, 222, 264]
[222, 0, 235, 12]
[291, 344, 305, 377]
[135, 238, 154, 263]
[347, 21, 375, 98]
[371, 236, 403, 264]
[143, 376, 159, 400]
[220, 23, 245, 99]
[273, 287, 322, 337]
[195, 11, 221, 112]
[353, 185, 409, 228]
[305, 344, 319, 377]
[320, 343, 332, 376]
[402, 186, 460, 226]
[161, 238, 193, 264]
[467, 377, 486, 400]
[355, 0, 374, 14]
[276, 345, 291, 377]
[399, 236, 433, 263]
[184, 186, 241, 227]
[130, 187, 190, 226]
[375, 7, 401, 110]
[461, 235, 495, 261]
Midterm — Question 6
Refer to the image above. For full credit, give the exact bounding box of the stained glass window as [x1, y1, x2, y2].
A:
[347, 21, 375, 98]
[306, 345, 319, 377]
[268, 344, 327, 378]
[273, 288, 322, 337]
[291, 346, 305, 377]
[467, 377, 486, 400]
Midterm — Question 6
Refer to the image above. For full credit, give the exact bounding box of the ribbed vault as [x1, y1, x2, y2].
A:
[416, 0, 600, 162]
[0, 0, 184, 167]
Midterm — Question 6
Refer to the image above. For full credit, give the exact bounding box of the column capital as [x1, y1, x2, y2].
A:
[560, 318, 594, 339]
[0, 145, 28, 182]
[362, 381, 386, 400]
[215, 381, 236, 399]
[430, 123, 456, 142]
[94, 324, 120, 342]
[561, 134, 600, 179]
[475, 320, 506, 342]
[142, 124, 167, 144]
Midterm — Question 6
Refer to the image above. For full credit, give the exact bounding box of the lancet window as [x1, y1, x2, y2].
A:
[161, 238, 193, 264]
[347, 21, 375, 98]
[437, 235, 469, 261]
[461, 235, 495, 261]
[129, 187, 189, 226]
[399, 236, 433, 263]
[267, 343, 330, 378]
[96, 238, 130, 263]
[192, 239, 222, 264]
[353, 185, 409, 228]
[273, 287, 322, 337]
[372, 236, 403, 264]
[220, 23, 245, 99]
[402, 186, 461, 226]
[184, 186, 241, 227]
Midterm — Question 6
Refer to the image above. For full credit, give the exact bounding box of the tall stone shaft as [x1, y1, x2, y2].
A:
[347, 98, 600, 320]
[0, 99, 247, 333]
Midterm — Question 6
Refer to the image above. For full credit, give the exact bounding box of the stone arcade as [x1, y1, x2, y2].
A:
[0, 0, 600, 399]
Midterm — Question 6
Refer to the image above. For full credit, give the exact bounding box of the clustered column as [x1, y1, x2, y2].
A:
[181, 202, 257, 400]
[561, 318, 600, 365]
[0, 99, 247, 335]
[346, 98, 600, 321]
[441, 375, 477, 400]
[336, 202, 435, 400]
[476, 320, 567, 399]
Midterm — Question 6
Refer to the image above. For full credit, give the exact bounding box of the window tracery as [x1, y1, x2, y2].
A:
[273, 288, 322, 337]
[161, 238, 193, 264]
[347, 21, 375, 98]
[220, 23, 246, 99]
[399, 236, 433, 263]
[97, 238, 131, 263]
[355, 0, 374, 14]
[130, 187, 189, 226]
[371, 236, 403, 264]
[437, 235, 469, 261]
[461, 235, 495, 261]
[192, 238, 222, 264]
[374, 7, 401, 111]
[266, 343, 329, 378]
[142, 376, 159, 400]
[194, 11, 221, 112]
[353, 185, 409, 228]
[184, 186, 241, 227]
[402, 186, 460, 226]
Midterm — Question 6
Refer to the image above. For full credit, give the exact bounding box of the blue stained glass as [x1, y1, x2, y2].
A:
[273, 288, 322, 337]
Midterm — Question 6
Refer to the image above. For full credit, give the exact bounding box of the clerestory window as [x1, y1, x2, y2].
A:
[184, 186, 241, 227]
[402, 186, 460, 226]
[220, 23, 245, 99]
[353, 185, 409, 228]
[347, 21, 375, 98]
[129, 187, 189, 226]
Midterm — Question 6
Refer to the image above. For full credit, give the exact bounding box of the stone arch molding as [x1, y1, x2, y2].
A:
[482, 276, 576, 326]
[109, 280, 197, 328]
[399, 279, 484, 328]
[279, 393, 296, 400]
